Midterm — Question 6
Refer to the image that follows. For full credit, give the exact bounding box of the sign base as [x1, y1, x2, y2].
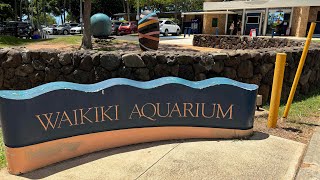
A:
[6, 127, 253, 175]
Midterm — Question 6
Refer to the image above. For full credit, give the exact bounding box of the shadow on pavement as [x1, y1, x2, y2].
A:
[20, 131, 269, 179]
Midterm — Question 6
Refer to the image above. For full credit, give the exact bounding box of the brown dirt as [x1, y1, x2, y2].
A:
[19, 37, 219, 53]
[25, 43, 77, 51]
[254, 116, 319, 144]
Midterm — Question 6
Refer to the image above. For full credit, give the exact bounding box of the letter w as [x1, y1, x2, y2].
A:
[35, 112, 60, 131]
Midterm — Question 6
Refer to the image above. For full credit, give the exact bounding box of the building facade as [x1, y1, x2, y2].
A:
[183, 0, 320, 37]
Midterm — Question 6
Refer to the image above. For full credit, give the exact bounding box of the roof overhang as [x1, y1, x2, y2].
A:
[182, 11, 236, 16]
[204, 0, 320, 11]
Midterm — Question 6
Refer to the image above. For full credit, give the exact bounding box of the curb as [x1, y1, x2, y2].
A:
[296, 127, 320, 179]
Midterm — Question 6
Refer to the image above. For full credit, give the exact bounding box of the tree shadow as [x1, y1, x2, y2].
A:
[20, 131, 269, 179]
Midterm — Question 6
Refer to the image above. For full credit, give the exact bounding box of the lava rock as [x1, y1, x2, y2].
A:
[2, 50, 22, 68]
[237, 60, 253, 78]
[45, 67, 60, 82]
[178, 65, 194, 81]
[100, 53, 121, 71]
[123, 53, 146, 68]
[32, 59, 46, 71]
[79, 55, 94, 71]
[15, 64, 34, 77]
[134, 68, 150, 81]
[59, 52, 72, 65]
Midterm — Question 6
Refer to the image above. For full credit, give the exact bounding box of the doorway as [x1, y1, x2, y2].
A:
[227, 14, 242, 35]
[244, 13, 261, 35]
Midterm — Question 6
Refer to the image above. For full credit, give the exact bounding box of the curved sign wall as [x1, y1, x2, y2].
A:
[0, 77, 258, 174]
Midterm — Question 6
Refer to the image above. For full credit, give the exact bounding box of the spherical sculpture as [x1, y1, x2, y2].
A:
[138, 11, 160, 51]
[91, 13, 112, 37]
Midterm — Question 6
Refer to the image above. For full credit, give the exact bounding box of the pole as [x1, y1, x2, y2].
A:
[267, 53, 287, 128]
[262, 8, 268, 36]
[241, 9, 245, 35]
[225, 10, 228, 35]
[282, 22, 316, 119]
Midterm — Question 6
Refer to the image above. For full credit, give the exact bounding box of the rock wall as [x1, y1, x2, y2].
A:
[0, 47, 320, 104]
[193, 35, 305, 50]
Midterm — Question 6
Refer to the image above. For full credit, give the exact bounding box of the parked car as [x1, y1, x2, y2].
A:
[159, 20, 181, 36]
[111, 21, 122, 35]
[3, 21, 19, 37]
[118, 21, 138, 35]
[43, 25, 58, 35]
[17, 22, 33, 38]
[57, 23, 78, 35]
[70, 24, 83, 35]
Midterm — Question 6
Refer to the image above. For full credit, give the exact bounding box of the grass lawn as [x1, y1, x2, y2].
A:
[264, 89, 320, 121]
[0, 36, 35, 48]
[279, 91, 320, 121]
[0, 35, 82, 48]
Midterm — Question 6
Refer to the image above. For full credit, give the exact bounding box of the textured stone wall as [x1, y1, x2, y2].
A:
[0, 48, 320, 104]
[193, 35, 304, 50]
[203, 14, 226, 35]
[291, 7, 310, 37]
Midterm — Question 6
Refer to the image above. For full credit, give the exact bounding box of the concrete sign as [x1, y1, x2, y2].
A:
[0, 77, 258, 174]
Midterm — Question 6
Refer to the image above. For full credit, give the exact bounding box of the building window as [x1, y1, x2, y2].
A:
[212, 18, 218, 27]
[246, 16, 260, 24]
[317, 11, 320, 22]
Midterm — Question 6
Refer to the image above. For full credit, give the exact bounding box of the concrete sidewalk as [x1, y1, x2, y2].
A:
[0, 132, 305, 180]
[296, 128, 320, 179]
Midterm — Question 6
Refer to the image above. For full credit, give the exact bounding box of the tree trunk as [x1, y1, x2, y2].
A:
[60, 14, 64, 24]
[69, 0, 72, 21]
[43, 0, 47, 27]
[82, 0, 92, 49]
[36, 0, 40, 28]
[63, 0, 66, 23]
[20, 0, 23, 21]
[15, 0, 18, 21]
[27, 0, 30, 21]
[122, 0, 126, 13]
[126, 0, 130, 21]
[174, 0, 178, 20]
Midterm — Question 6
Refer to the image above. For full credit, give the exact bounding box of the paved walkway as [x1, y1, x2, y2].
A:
[296, 128, 320, 179]
[0, 132, 305, 180]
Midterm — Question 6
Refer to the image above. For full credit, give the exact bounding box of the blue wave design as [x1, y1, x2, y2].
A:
[0, 77, 258, 100]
